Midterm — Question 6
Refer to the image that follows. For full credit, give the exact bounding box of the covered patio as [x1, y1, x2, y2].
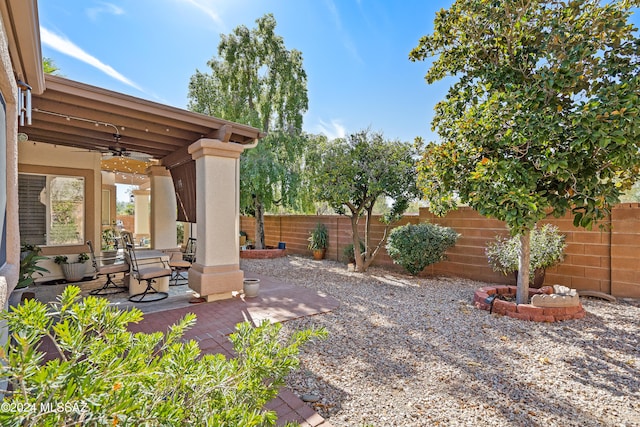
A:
[0, 2, 335, 425]
[18, 74, 266, 301]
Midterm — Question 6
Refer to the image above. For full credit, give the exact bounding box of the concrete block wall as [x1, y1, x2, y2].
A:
[610, 204, 640, 297]
[240, 203, 640, 298]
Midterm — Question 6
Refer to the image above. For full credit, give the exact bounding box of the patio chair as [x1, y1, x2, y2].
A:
[120, 230, 135, 248]
[168, 251, 191, 286]
[86, 240, 129, 295]
[124, 242, 171, 303]
[183, 237, 196, 263]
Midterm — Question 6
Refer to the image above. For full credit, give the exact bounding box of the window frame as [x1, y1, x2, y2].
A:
[18, 164, 94, 256]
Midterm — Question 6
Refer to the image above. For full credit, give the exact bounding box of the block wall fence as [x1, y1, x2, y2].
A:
[240, 203, 640, 298]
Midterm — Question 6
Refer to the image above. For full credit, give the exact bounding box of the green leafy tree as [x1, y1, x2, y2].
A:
[188, 14, 310, 249]
[410, 0, 640, 303]
[1, 286, 326, 426]
[309, 129, 420, 272]
[42, 57, 59, 75]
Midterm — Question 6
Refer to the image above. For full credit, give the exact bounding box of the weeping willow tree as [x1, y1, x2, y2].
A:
[188, 14, 310, 248]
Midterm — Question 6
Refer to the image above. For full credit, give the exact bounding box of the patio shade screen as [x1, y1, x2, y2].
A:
[170, 160, 197, 223]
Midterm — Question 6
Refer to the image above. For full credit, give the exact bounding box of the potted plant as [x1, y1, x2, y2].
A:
[308, 223, 329, 260]
[54, 253, 90, 283]
[101, 226, 119, 264]
[485, 224, 566, 288]
[12, 244, 50, 306]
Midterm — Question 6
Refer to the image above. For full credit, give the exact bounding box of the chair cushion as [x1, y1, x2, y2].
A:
[137, 267, 172, 280]
[169, 260, 191, 268]
[98, 263, 130, 275]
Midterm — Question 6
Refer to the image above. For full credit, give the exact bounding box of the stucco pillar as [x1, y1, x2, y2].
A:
[133, 189, 150, 238]
[148, 165, 177, 249]
[187, 138, 253, 301]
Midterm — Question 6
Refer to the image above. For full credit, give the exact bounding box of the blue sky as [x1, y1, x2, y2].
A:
[38, 0, 455, 143]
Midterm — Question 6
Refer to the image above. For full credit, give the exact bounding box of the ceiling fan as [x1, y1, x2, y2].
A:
[100, 134, 152, 161]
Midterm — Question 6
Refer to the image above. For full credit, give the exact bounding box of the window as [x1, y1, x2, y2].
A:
[18, 173, 85, 246]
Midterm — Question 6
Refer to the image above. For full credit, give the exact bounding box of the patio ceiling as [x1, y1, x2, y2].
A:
[19, 74, 265, 169]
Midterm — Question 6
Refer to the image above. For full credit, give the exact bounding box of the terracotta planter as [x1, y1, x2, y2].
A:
[312, 249, 326, 260]
[243, 278, 260, 298]
[61, 263, 87, 282]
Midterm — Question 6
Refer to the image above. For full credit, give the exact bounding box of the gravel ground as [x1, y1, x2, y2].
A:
[241, 256, 640, 427]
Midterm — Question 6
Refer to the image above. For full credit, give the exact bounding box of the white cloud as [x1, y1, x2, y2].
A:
[324, 0, 363, 64]
[316, 119, 346, 140]
[40, 26, 143, 92]
[177, 0, 224, 31]
[86, 2, 124, 21]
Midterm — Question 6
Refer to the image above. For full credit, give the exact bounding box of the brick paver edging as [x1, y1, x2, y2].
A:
[473, 285, 586, 322]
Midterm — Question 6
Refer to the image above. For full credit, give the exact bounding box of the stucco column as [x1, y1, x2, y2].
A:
[148, 165, 177, 249]
[187, 138, 252, 301]
[133, 189, 150, 238]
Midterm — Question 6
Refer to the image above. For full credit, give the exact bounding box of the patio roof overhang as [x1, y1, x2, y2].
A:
[0, 0, 45, 94]
[20, 74, 265, 169]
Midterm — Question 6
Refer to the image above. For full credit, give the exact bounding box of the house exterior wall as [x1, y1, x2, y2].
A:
[0, 13, 20, 304]
[241, 204, 640, 298]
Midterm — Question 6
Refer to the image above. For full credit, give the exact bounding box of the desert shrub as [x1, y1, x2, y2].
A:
[0, 286, 326, 426]
[485, 223, 566, 279]
[386, 222, 460, 275]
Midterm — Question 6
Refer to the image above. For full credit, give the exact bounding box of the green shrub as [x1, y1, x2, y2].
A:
[386, 222, 460, 275]
[485, 223, 566, 279]
[0, 286, 326, 426]
[18, 243, 49, 289]
[342, 240, 365, 263]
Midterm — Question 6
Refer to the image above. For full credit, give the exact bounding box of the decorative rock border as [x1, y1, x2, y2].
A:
[239, 248, 286, 259]
[473, 285, 586, 322]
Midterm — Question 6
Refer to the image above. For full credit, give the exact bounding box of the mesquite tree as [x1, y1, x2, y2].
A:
[309, 129, 419, 272]
[411, 0, 640, 303]
[188, 14, 309, 248]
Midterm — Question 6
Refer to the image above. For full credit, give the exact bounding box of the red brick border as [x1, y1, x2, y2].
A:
[240, 249, 286, 259]
[473, 285, 586, 322]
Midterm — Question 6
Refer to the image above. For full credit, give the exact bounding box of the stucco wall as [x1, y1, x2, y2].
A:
[0, 14, 20, 301]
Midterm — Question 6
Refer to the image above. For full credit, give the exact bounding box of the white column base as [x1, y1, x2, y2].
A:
[188, 263, 244, 301]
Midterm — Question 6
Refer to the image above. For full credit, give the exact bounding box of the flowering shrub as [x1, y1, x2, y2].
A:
[0, 286, 326, 426]
[386, 222, 460, 275]
[485, 224, 566, 280]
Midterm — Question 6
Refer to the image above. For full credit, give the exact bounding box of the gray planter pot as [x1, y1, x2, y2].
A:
[62, 263, 87, 282]
[8, 287, 28, 307]
[243, 278, 260, 298]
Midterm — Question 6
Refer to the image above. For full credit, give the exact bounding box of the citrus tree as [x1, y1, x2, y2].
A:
[410, 0, 640, 303]
[188, 14, 310, 248]
[309, 129, 419, 272]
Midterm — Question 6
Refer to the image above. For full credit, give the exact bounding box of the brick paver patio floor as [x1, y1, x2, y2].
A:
[31, 272, 339, 426]
[127, 273, 339, 426]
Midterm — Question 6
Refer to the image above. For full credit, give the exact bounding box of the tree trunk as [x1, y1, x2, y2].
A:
[350, 216, 365, 272]
[254, 198, 266, 250]
[517, 230, 531, 305]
